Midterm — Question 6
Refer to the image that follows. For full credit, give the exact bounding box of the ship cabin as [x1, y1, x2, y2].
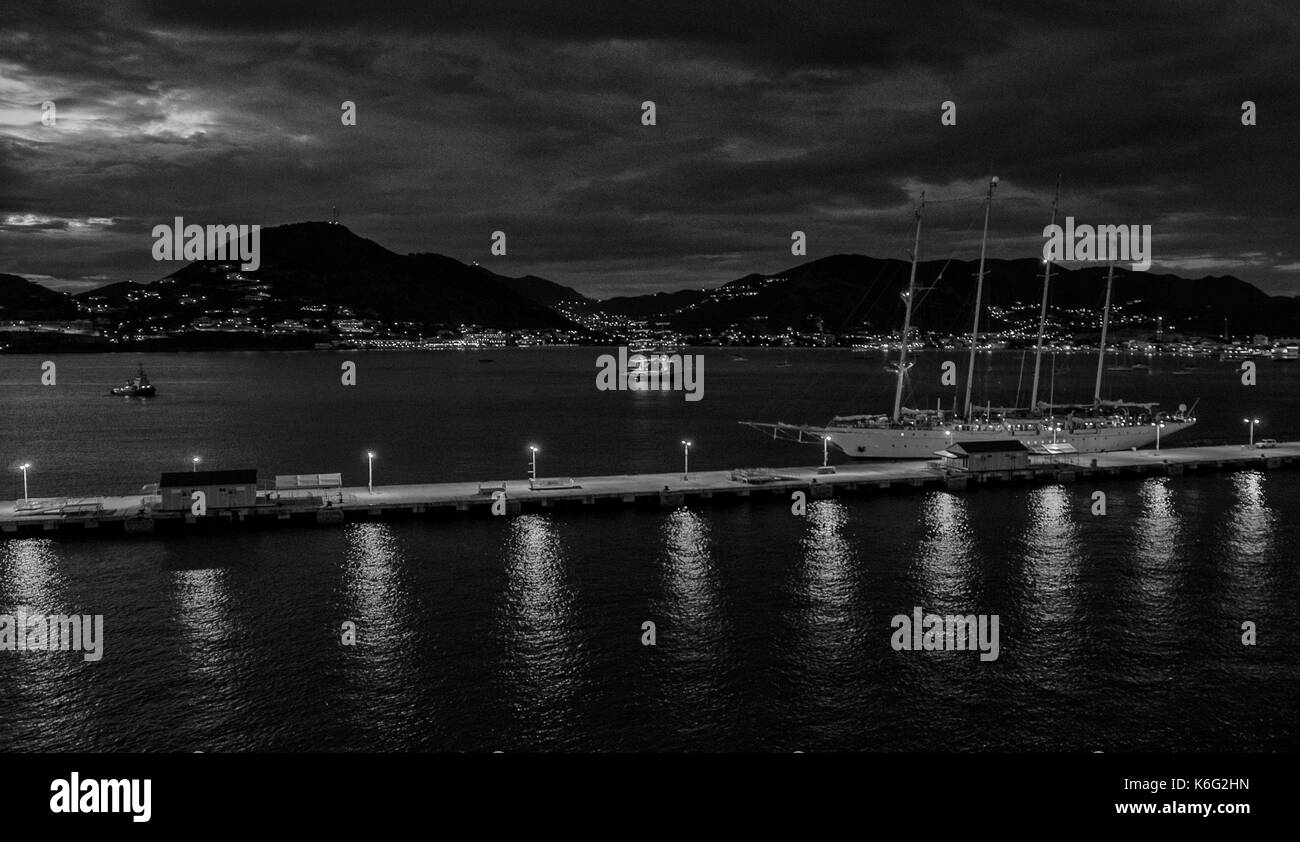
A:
[934, 440, 1031, 473]
[158, 469, 258, 511]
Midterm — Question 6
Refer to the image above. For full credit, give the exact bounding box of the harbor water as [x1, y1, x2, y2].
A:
[1, 349, 1297, 751]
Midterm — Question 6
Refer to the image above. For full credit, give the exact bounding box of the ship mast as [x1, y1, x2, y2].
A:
[1093, 261, 1115, 409]
[1029, 176, 1060, 414]
[892, 192, 924, 423]
[963, 176, 998, 419]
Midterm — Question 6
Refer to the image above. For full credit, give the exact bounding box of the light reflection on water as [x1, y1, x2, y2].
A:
[660, 508, 720, 637]
[1021, 484, 1083, 630]
[170, 564, 243, 747]
[655, 508, 729, 738]
[498, 514, 583, 742]
[338, 522, 421, 747]
[1130, 477, 1183, 632]
[913, 491, 981, 610]
[0, 539, 81, 726]
[1220, 472, 1277, 617]
[795, 500, 860, 647]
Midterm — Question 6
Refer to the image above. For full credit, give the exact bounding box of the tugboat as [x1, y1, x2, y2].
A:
[111, 364, 156, 397]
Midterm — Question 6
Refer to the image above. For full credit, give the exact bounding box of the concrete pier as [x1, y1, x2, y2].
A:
[2, 442, 1297, 538]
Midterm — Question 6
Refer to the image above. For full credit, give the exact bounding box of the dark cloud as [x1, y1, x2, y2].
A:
[1, 1, 1298, 299]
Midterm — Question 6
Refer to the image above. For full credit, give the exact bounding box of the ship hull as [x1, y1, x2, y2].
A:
[778, 419, 1196, 459]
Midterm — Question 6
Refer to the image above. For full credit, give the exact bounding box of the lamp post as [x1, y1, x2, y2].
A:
[192, 456, 200, 472]
[822, 436, 831, 467]
[1243, 418, 1260, 446]
[366, 451, 375, 493]
[19, 463, 30, 501]
[1153, 420, 1165, 452]
[681, 440, 692, 480]
[529, 446, 538, 482]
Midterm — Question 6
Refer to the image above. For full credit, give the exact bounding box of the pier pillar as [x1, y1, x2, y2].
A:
[809, 484, 832, 499]
[659, 492, 685, 507]
[945, 476, 968, 491]
[43, 522, 58, 531]
[124, 518, 155, 535]
[316, 508, 345, 524]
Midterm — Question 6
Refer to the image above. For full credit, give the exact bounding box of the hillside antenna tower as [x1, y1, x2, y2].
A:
[331, 206, 339, 225]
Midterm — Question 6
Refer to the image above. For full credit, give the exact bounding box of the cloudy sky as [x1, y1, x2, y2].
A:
[1, 0, 1297, 298]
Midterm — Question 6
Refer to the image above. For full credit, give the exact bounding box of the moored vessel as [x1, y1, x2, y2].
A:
[743, 178, 1196, 458]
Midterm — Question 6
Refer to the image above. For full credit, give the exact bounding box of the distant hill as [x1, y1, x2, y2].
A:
[79, 222, 590, 331]
[600, 254, 1300, 338]
[0, 273, 79, 319]
[492, 272, 590, 307]
[10, 229, 1298, 338]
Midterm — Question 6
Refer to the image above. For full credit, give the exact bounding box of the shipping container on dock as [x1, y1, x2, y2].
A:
[158, 469, 258, 511]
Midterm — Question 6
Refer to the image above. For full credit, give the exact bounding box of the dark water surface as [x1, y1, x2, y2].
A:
[1, 349, 1297, 751]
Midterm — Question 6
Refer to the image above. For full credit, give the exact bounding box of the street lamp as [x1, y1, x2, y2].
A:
[18, 463, 30, 501]
[1153, 420, 1165, 452]
[1243, 418, 1260, 446]
[681, 440, 692, 480]
[191, 456, 201, 472]
[822, 436, 832, 467]
[366, 451, 375, 493]
[528, 446, 538, 482]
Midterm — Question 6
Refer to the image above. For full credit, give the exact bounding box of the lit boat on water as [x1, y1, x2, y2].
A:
[743, 178, 1197, 459]
[110, 364, 156, 397]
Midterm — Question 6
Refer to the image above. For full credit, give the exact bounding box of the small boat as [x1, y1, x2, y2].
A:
[111, 364, 156, 397]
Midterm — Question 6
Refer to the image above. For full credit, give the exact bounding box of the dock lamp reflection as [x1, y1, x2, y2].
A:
[18, 463, 30, 501]
[681, 440, 692, 480]
[366, 451, 375, 493]
[529, 446, 538, 482]
[1244, 418, 1260, 446]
